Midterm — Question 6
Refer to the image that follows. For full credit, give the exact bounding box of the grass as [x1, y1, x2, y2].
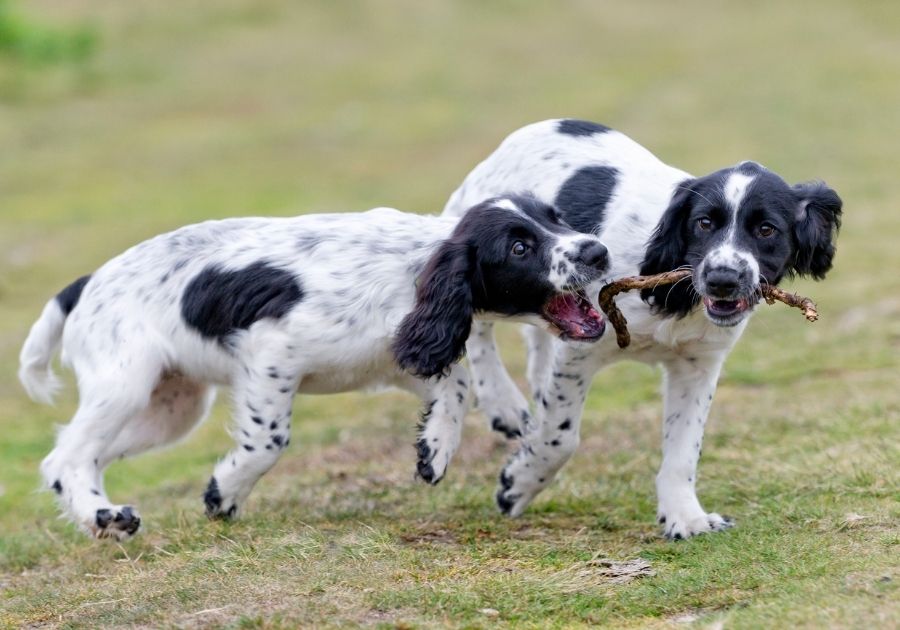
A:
[1, 0, 898, 627]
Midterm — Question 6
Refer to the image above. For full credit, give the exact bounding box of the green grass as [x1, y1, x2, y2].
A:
[1, 1, 899, 627]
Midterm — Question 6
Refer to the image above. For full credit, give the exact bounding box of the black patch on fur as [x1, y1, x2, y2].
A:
[203, 477, 222, 514]
[181, 261, 303, 342]
[555, 166, 618, 233]
[415, 437, 438, 484]
[639, 178, 702, 317]
[557, 119, 611, 137]
[491, 416, 522, 440]
[95, 508, 113, 529]
[496, 469, 519, 514]
[115, 506, 141, 535]
[55, 275, 91, 316]
[558, 419, 571, 431]
[51, 479, 62, 494]
[791, 181, 843, 278]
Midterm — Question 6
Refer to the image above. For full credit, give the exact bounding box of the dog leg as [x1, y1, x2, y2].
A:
[41, 369, 160, 540]
[467, 321, 532, 439]
[204, 339, 299, 519]
[655, 355, 733, 539]
[411, 364, 471, 485]
[495, 340, 596, 516]
[523, 325, 554, 404]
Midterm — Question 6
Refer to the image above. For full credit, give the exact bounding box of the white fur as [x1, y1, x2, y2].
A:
[20, 198, 602, 539]
[443, 119, 755, 538]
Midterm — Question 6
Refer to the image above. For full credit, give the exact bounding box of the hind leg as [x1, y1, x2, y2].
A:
[468, 321, 532, 439]
[90, 374, 215, 538]
[44, 371, 213, 539]
[523, 326, 554, 407]
[41, 366, 158, 539]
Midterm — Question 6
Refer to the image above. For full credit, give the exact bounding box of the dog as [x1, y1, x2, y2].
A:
[441, 119, 842, 539]
[19, 195, 609, 539]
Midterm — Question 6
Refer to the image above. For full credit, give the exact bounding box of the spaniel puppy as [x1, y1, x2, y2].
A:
[19, 195, 609, 539]
[443, 120, 842, 539]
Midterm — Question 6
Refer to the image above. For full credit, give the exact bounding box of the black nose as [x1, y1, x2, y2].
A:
[704, 268, 741, 297]
[577, 240, 609, 270]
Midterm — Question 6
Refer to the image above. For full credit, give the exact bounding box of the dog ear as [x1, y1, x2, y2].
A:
[791, 181, 842, 279]
[393, 241, 475, 378]
[639, 180, 697, 316]
[640, 181, 694, 275]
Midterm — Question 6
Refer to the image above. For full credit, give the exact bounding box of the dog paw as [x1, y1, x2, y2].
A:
[659, 511, 734, 540]
[415, 437, 448, 485]
[476, 384, 532, 440]
[91, 505, 141, 540]
[203, 477, 238, 520]
[495, 465, 545, 518]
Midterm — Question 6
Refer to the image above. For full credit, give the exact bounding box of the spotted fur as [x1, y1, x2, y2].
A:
[19, 195, 608, 539]
[443, 119, 842, 539]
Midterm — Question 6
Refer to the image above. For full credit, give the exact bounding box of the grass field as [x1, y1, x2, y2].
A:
[1, 1, 898, 627]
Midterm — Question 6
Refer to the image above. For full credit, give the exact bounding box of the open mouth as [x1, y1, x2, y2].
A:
[542, 291, 606, 341]
[702, 296, 752, 324]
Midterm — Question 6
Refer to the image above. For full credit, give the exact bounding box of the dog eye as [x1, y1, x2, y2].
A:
[697, 217, 713, 231]
[757, 223, 777, 238]
[511, 241, 529, 256]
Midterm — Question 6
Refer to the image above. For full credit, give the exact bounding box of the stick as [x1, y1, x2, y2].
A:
[597, 270, 818, 349]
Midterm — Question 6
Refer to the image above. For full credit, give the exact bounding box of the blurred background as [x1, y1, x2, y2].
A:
[1, 1, 897, 626]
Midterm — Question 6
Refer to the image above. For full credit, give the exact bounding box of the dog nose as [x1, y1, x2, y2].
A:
[704, 268, 741, 297]
[577, 240, 609, 270]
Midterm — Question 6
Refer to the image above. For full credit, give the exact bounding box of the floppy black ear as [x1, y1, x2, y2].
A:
[792, 181, 842, 279]
[393, 241, 475, 379]
[639, 180, 698, 316]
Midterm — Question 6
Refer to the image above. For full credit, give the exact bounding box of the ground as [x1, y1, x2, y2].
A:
[1, 1, 898, 628]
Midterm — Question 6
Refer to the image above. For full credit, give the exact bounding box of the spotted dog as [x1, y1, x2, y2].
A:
[443, 119, 842, 539]
[19, 195, 609, 540]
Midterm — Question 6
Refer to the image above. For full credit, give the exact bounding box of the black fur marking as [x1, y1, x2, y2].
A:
[491, 416, 522, 440]
[115, 506, 141, 535]
[558, 420, 571, 431]
[181, 261, 303, 341]
[51, 479, 62, 495]
[203, 477, 222, 514]
[557, 119, 611, 137]
[55, 275, 91, 316]
[555, 166, 618, 234]
[496, 469, 519, 515]
[393, 240, 475, 378]
[95, 508, 113, 529]
[271, 434, 284, 448]
[415, 437, 438, 484]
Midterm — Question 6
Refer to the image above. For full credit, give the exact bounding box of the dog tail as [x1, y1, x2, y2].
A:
[19, 275, 90, 404]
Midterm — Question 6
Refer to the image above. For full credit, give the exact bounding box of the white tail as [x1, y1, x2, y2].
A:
[19, 299, 68, 404]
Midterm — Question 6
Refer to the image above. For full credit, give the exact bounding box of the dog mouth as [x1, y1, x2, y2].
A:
[542, 291, 606, 341]
[702, 296, 752, 325]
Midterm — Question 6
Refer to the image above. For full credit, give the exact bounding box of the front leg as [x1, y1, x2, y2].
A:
[205, 345, 299, 519]
[496, 340, 597, 516]
[468, 321, 532, 438]
[409, 364, 471, 484]
[656, 355, 733, 539]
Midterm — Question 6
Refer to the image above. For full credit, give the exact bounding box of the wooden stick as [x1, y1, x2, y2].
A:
[597, 270, 818, 349]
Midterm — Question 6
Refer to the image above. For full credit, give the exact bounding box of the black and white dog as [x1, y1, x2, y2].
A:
[442, 119, 842, 539]
[19, 195, 608, 539]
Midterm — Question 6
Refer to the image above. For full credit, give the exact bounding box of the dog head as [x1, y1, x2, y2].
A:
[640, 162, 842, 326]
[394, 195, 610, 377]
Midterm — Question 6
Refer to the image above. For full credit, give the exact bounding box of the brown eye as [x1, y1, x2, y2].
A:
[511, 241, 528, 256]
[698, 217, 713, 231]
[757, 223, 776, 238]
